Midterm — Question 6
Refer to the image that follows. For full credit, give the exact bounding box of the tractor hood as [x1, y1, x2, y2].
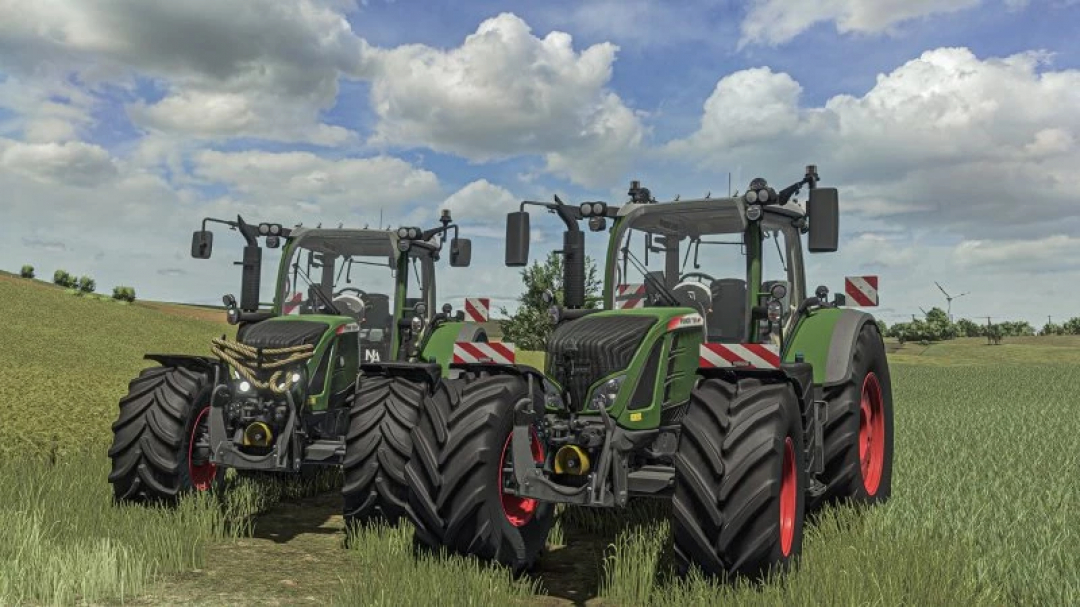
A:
[545, 308, 696, 411]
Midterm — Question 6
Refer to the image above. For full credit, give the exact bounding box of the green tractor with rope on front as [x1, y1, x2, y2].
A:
[404, 165, 894, 580]
[107, 210, 490, 527]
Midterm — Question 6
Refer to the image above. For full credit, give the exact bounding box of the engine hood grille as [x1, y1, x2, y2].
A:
[546, 315, 656, 410]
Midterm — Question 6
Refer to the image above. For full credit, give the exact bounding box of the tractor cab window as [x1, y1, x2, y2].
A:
[279, 231, 400, 348]
[610, 200, 803, 344]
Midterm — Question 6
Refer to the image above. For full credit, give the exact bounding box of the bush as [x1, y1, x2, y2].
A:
[77, 276, 96, 294]
[20, 265, 34, 279]
[52, 269, 76, 288]
[112, 286, 136, 303]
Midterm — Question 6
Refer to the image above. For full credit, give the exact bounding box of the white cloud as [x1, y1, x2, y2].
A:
[190, 150, 441, 222]
[0, 139, 118, 186]
[953, 235, 1080, 272]
[665, 47, 1080, 240]
[0, 0, 365, 144]
[740, 0, 985, 47]
[359, 13, 644, 187]
[440, 179, 518, 223]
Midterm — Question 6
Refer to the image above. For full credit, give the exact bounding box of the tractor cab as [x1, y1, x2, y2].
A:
[608, 196, 808, 346]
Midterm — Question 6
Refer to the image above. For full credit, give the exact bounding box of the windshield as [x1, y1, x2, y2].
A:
[279, 230, 401, 341]
[609, 200, 802, 343]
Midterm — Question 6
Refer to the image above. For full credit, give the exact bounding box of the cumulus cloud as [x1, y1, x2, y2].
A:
[665, 47, 1080, 239]
[0, 140, 118, 186]
[0, 0, 365, 144]
[440, 180, 519, 223]
[358, 13, 644, 187]
[953, 235, 1080, 273]
[741, 0, 989, 47]
[190, 149, 441, 222]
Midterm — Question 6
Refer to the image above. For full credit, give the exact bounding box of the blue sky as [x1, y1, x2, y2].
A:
[2, 0, 1079, 325]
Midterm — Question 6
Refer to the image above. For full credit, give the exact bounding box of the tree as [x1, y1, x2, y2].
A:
[20, 265, 34, 279]
[1064, 317, 1080, 335]
[499, 251, 601, 351]
[1041, 322, 1065, 336]
[77, 275, 96, 294]
[955, 318, 983, 338]
[876, 320, 888, 336]
[53, 269, 76, 288]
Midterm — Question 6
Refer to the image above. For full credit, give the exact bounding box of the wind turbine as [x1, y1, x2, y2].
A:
[935, 281, 970, 321]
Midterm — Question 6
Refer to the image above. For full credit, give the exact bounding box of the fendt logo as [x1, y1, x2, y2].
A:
[364, 349, 381, 363]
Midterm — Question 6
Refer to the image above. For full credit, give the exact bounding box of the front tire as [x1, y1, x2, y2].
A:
[809, 322, 895, 512]
[671, 376, 807, 580]
[342, 375, 422, 527]
[405, 373, 553, 571]
[108, 365, 223, 504]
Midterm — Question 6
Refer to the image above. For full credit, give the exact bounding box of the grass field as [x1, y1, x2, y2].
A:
[2, 272, 1078, 606]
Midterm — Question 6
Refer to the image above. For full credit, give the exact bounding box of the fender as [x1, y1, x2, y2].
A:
[419, 321, 489, 375]
[144, 354, 223, 374]
[784, 307, 878, 387]
[360, 361, 443, 389]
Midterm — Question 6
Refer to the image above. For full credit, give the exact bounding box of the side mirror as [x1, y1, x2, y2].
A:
[807, 187, 839, 253]
[450, 238, 472, 267]
[240, 245, 262, 312]
[191, 231, 213, 259]
[505, 211, 530, 267]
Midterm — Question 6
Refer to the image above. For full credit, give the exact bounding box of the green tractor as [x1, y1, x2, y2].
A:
[404, 166, 894, 579]
[108, 211, 489, 526]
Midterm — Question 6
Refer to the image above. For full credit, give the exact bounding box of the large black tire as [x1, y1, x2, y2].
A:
[108, 365, 224, 503]
[808, 322, 894, 512]
[342, 375, 423, 527]
[671, 376, 807, 580]
[405, 373, 553, 571]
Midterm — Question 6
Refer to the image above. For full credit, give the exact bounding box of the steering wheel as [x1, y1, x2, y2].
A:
[332, 287, 370, 319]
[678, 271, 718, 284]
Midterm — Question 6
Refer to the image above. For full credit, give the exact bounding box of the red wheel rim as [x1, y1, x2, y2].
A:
[859, 372, 885, 495]
[779, 436, 797, 556]
[498, 428, 545, 527]
[187, 406, 217, 491]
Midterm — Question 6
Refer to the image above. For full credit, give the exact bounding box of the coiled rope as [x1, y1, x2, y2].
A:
[210, 338, 315, 394]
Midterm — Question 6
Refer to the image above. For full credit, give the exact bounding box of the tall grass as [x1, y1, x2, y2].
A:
[334, 522, 542, 606]
[595, 363, 1080, 606]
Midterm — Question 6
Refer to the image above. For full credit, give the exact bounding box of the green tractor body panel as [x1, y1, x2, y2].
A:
[543, 307, 704, 431]
[420, 321, 469, 376]
[233, 314, 359, 412]
[783, 308, 842, 385]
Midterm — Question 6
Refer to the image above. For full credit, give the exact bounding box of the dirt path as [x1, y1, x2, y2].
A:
[130, 492, 611, 606]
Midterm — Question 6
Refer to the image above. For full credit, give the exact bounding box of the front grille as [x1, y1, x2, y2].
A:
[546, 315, 655, 410]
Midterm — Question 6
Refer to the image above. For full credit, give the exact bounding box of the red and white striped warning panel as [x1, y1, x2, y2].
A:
[453, 341, 516, 364]
[615, 283, 646, 309]
[699, 343, 781, 369]
[844, 275, 879, 307]
[464, 297, 490, 322]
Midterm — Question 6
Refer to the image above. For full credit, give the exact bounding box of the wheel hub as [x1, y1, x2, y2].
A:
[858, 373, 885, 495]
[188, 406, 218, 491]
[498, 428, 544, 527]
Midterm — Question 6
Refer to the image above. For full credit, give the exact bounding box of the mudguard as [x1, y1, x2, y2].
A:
[783, 307, 879, 387]
[359, 361, 443, 387]
[420, 321, 489, 375]
[144, 354, 223, 373]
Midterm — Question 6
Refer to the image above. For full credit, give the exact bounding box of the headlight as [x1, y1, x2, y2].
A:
[768, 300, 783, 323]
[744, 189, 758, 203]
[543, 379, 565, 410]
[588, 375, 626, 410]
[238, 380, 251, 393]
[410, 316, 424, 333]
[746, 205, 763, 221]
[397, 227, 409, 238]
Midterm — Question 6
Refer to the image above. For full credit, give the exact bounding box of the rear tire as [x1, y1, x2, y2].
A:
[342, 375, 422, 527]
[405, 373, 553, 571]
[108, 365, 223, 504]
[808, 322, 894, 512]
[671, 376, 806, 580]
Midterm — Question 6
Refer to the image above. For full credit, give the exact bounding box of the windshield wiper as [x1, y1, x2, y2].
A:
[291, 262, 341, 315]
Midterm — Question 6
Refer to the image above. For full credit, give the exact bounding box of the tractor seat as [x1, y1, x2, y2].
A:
[707, 278, 747, 343]
[363, 293, 393, 331]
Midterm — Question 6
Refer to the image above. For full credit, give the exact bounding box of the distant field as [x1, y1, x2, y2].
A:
[2, 273, 1077, 606]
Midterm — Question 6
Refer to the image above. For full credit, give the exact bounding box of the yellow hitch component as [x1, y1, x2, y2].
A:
[554, 445, 591, 475]
[242, 422, 273, 447]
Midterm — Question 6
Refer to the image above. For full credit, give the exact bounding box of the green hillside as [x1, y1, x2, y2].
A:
[2, 273, 234, 458]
